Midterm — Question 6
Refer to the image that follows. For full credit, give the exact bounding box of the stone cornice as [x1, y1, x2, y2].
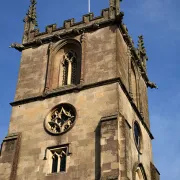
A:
[100, 114, 118, 122]
[10, 78, 154, 140]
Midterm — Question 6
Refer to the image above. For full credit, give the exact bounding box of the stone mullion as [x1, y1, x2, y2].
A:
[67, 60, 72, 85]
[72, 60, 77, 85]
[62, 61, 68, 86]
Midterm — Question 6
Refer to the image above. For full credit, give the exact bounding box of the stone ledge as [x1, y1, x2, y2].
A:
[3, 133, 19, 141]
[100, 114, 118, 122]
[10, 77, 154, 140]
[14, 12, 124, 51]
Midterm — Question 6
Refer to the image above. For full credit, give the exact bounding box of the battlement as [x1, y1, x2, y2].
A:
[23, 8, 123, 45]
[9, 0, 157, 89]
[10, 0, 124, 50]
[18, 0, 121, 44]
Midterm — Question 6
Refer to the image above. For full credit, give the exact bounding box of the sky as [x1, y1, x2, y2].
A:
[0, 0, 179, 179]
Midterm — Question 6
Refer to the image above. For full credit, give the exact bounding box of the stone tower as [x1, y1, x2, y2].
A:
[0, 0, 160, 180]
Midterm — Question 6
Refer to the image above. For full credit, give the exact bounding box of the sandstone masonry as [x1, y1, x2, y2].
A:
[0, 0, 160, 180]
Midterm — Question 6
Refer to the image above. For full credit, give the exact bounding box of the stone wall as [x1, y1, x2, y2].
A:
[84, 26, 117, 84]
[15, 44, 48, 101]
[0, 82, 154, 180]
[118, 85, 153, 179]
[14, 25, 150, 130]
[139, 77, 150, 128]
[0, 23, 155, 179]
[116, 28, 150, 128]
[100, 118, 119, 179]
[116, 27, 129, 91]
[0, 134, 21, 180]
[7, 83, 118, 180]
[14, 26, 117, 102]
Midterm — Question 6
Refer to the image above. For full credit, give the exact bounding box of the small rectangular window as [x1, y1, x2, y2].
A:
[49, 146, 68, 173]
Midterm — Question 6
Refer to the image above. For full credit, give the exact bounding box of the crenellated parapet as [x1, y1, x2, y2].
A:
[10, 0, 157, 89]
[21, 10, 123, 46]
[17, 0, 122, 45]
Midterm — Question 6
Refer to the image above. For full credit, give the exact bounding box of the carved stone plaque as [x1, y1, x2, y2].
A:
[44, 103, 76, 135]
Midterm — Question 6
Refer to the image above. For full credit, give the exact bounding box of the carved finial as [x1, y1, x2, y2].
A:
[138, 35, 146, 55]
[23, 0, 38, 43]
[109, 0, 121, 18]
[137, 35, 148, 70]
[24, 0, 38, 27]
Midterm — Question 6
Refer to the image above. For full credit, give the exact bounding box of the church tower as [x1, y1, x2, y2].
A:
[0, 0, 160, 179]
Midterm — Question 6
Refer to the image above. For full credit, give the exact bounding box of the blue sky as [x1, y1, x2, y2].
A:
[0, 0, 179, 179]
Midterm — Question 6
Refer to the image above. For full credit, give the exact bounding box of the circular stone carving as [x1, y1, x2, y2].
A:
[44, 103, 76, 135]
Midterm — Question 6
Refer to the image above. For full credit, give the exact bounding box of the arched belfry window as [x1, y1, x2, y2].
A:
[134, 164, 147, 180]
[135, 167, 145, 180]
[46, 39, 81, 90]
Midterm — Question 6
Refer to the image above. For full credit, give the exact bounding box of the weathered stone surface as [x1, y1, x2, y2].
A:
[0, 3, 158, 178]
[150, 162, 160, 180]
[8, 84, 118, 180]
[15, 44, 48, 101]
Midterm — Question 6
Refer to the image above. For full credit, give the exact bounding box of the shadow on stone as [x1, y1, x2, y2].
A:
[95, 123, 101, 180]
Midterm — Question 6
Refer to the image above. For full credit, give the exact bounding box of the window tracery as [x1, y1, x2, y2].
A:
[50, 146, 68, 173]
[46, 40, 81, 91]
[44, 103, 76, 135]
[133, 163, 147, 180]
[135, 167, 145, 180]
[61, 50, 77, 86]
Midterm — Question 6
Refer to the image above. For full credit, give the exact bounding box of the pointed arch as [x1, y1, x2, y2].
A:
[46, 39, 82, 91]
[133, 162, 147, 180]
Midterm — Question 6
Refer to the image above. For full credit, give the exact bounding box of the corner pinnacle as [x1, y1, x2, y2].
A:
[137, 35, 147, 57]
[24, 0, 38, 27]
